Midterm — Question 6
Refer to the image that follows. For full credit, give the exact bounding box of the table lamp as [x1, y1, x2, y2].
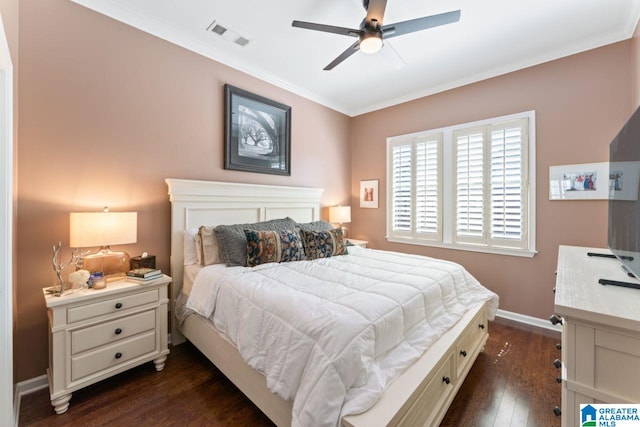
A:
[329, 205, 351, 238]
[69, 207, 137, 278]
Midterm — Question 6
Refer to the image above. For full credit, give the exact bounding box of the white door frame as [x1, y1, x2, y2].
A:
[0, 10, 14, 427]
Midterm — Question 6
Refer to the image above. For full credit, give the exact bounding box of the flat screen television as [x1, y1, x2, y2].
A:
[608, 105, 640, 279]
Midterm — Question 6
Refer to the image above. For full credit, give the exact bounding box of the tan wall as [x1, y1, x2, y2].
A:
[15, 0, 351, 381]
[350, 42, 632, 320]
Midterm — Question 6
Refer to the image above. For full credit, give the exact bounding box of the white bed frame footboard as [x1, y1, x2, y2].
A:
[166, 178, 489, 427]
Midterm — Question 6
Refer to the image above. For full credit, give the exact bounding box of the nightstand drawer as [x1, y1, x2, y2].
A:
[71, 331, 156, 381]
[67, 289, 159, 324]
[71, 310, 156, 355]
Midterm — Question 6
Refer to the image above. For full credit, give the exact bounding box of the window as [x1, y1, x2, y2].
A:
[387, 111, 535, 257]
[389, 134, 442, 241]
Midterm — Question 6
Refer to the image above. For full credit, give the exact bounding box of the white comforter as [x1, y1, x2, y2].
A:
[186, 246, 498, 427]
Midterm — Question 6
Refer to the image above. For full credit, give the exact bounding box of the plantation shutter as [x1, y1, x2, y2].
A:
[489, 119, 528, 247]
[390, 141, 412, 235]
[415, 135, 442, 240]
[454, 127, 486, 245]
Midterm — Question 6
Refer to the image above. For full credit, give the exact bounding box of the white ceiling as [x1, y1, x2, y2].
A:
[72, 0, 640, 117]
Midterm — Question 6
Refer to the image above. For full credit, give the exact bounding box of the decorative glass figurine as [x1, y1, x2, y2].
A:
[51, 242, 83, 296]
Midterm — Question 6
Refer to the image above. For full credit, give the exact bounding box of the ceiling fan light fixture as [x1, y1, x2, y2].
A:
[360, 33, 383, 54]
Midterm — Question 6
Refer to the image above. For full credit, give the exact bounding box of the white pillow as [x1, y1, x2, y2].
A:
[183, 228, 200, 265]
[198, 226, 223, 266]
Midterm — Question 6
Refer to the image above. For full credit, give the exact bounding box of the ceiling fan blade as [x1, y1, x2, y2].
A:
[292, 20, 359, 37]
[382, 10, 460, 39]
[380, 40, 405, 69]
[365, 0, 388, 24]
[324, 41, 360, 70]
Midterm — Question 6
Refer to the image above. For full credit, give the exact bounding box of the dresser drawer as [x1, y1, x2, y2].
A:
[71, 310, 156, 355]
[594, 329, 640, 401]
[71, 331, 157, 382]
[67, 289, 159, 324]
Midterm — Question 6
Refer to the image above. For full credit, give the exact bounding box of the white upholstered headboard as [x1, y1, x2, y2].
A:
[165, 179, 323, 336]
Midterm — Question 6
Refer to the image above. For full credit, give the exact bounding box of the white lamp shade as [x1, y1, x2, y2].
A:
[329, 206, 351, 224]
[70, 211, 137, 248]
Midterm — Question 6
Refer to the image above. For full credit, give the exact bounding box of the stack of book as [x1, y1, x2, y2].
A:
[126, 268, 162, 284]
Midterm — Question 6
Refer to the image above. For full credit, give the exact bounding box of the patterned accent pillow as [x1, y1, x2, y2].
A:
[300, 228, 348, 260]
[245, 229, 305, 267]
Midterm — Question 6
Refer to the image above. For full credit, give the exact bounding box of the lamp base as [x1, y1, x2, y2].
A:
[80, 246, 130, 278]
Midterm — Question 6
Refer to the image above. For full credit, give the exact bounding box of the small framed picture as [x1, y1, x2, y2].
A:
[360, 179, 379, 208]
[549, 162, 609, 200]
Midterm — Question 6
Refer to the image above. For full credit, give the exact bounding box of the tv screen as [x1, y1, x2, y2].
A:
[608, 106, 640, 279]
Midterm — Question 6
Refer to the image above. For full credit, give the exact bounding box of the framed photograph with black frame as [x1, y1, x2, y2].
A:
[224, 84, 291, 176]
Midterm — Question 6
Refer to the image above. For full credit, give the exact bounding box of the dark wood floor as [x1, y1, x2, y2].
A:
[20, 318, 561, 426]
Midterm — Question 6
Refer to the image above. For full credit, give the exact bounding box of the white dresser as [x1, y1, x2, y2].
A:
[555, 246, 640, 427]
[43, 276, 171, 414]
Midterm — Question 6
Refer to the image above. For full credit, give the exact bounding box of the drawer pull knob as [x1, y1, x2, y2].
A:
[115, 303, 123, 309]
[115, 352, 122, 359]
[115, 328, 122, 335]
[549, 314, 563, 326]
[478, 324, 485, 330]
[460, 350, 467, 357]
[555, 343, 562, 351]
[553, 359, 562, 369]
[556, 376, 562, 384]
[442, 376, 451, 385]
[553, 406, 561, 417]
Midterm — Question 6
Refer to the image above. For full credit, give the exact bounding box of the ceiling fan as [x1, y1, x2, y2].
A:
[292, 0, 461, 70]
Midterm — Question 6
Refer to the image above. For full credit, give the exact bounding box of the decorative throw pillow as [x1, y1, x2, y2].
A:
[244, 229, 305, 267]
[214, 217, 298, 266]
[301, 227, 348, 260]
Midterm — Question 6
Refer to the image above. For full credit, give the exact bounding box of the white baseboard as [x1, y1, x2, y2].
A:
[12, 385, 18, 427]
[495, 308, 562, 332]
[13, 374, 47, 427]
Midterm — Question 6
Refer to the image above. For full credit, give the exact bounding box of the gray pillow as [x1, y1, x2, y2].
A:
[296, 220, 334, 232]
[214, 217, 298, 266]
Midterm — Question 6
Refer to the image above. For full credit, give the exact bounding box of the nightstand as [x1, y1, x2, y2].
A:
[347, 238, 368, 248]
[43, 275, 171, 414]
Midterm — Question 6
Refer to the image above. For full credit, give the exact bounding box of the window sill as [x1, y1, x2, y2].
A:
[386, 237, 537, 258]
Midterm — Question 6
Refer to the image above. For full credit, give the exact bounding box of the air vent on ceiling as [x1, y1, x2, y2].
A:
[211, 24, 227, 36]
[206, 20, 251, 47]
[234, 37, 250, 47]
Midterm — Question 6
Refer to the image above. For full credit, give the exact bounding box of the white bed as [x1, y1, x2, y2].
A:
[166, 178, 496, 427]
